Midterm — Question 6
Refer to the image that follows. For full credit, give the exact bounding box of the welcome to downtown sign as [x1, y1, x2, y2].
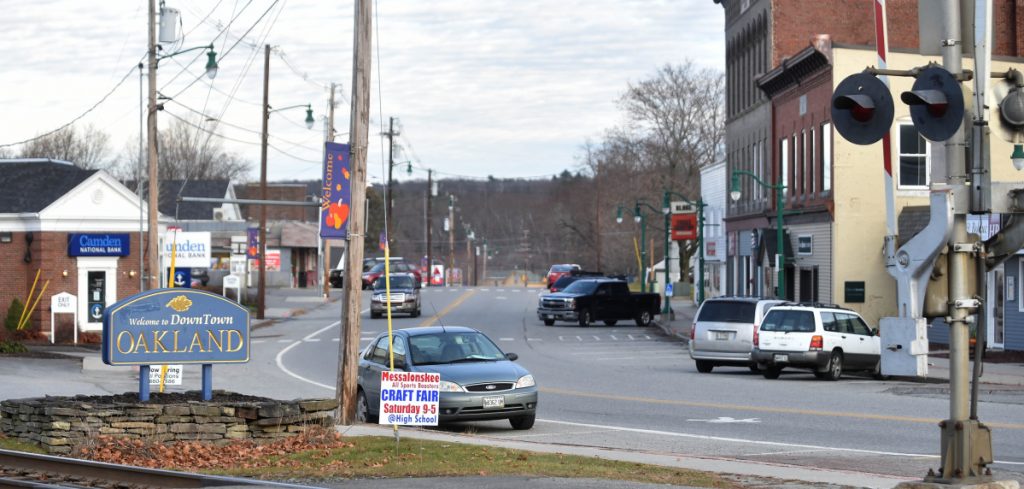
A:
[102, 288, 250, 366]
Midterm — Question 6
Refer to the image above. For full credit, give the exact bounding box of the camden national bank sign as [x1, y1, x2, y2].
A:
[102, 289, 249, 366]
[68, 233, 130, 257]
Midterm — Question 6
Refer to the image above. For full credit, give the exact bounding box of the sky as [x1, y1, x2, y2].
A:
[0, 0, 725, 184]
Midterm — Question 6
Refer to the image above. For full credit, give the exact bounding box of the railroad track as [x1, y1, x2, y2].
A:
[0, 449, 320, 488]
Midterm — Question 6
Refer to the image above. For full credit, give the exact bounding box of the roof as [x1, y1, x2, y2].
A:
[400, 326, 477, 336]
[158, 180, 231, 220]
[0, 160, 97, 213]
[756, 44, 831, 99]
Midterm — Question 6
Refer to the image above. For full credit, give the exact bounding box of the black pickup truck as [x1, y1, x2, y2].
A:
[536, 278, 660, 327]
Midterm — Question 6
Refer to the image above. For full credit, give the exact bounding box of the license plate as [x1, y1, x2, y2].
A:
[774, 354, 789, 363]
[714, 331, 730, 341]
[482, 396, 504, 409]
[544, 315, 553, 319]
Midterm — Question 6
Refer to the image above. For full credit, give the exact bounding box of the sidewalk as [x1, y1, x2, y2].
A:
[653, 296, 1024, 387]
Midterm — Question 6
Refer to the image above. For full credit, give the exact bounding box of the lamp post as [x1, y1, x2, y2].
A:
[146, 0, 219, 291]
[257, 44, 314, 319]
[662, 191, 706, 311]
[616, 200, 659, 293]
[731, 170, 786, 299]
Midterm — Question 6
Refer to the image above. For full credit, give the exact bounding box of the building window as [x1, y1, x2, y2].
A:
[898, 122, 929, 188]
[821, 122, 832, 193]
[798, 235, 813, 255]
[780, 138, 788, 198]
[802, 129, 809, 197]
[808, 127, 815, 196]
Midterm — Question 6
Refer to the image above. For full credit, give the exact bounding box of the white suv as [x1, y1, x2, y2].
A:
[752, 304, 882, 380]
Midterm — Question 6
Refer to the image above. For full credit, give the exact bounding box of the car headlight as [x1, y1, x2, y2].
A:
[438, 380, 465, 392]
[514, 375, 535, 389]
[566, 298, 575, 308]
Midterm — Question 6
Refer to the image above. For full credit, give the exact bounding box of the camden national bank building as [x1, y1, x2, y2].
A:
[0, 159, 166, 339]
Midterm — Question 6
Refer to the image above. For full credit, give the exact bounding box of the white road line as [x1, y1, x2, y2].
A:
[274, 309, 370, 392]
[512, 289, 521, 293]
[609, 335, 618, 340]
[277, 340, 292, 343]
[594, 355, 685, 361]
[592, 336, 601, 341]
[496, 297, 507, 300]
[305, 338, 321, 342]
[497, 289, 506, 292]
[332, 338, 340, 342]
[252, 340, 265, 344]
[527, 338, 543, 341]
[499, 337, 515, 341]
[480, 288, 489, 292]
[575, 335, 583, 341]
[569, 350, 684, 355]
[558, 336, 567, 341]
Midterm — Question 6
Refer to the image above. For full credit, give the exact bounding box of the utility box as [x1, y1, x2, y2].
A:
[159, 7, 180, 44]
[880, 317, 929, 377]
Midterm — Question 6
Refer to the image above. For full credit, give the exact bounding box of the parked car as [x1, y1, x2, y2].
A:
[545, 264, 581, 289]
[356, 326, 537, 429]
[548, 271, 604, 293]
[330, 256, 407, 288]
[752, 303, 882, 380]
[370, 273, 421, 318]
[190, 268, 210, 287]
[688, 297, 784, 373]
[362, 261, 421, 289]
[537, 278, 660, 327]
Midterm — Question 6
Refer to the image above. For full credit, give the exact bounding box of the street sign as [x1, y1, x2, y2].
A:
[168, 268, 192, 288]
[670, 201, 697, 214]
[378, 371, 440, 426]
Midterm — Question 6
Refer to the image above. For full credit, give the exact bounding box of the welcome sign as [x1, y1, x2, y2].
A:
[102, 288, 250, 366]
[320, 142, 352, 239]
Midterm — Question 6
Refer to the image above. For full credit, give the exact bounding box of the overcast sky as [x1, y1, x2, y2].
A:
[0, 0, 725, 184]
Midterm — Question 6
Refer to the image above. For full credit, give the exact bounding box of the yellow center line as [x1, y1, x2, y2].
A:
[540, 387, 1024, 430]
[419, 289, 477, 327]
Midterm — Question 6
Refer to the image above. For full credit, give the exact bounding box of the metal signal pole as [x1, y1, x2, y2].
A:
[426, 169, 432, 285]
[337, 0, 371, 425]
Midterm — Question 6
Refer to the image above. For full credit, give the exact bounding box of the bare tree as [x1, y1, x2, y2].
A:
[111, 118, 251, 183]
[18, 124, 111, 169]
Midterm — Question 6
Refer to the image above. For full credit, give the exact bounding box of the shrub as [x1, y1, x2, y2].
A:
[4, 298, 25, 332]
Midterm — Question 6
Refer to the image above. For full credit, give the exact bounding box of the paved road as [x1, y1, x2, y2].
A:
[6, 285, 1022, 488]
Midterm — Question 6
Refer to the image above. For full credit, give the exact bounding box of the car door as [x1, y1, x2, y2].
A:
[607, 282, 632, 319]
[359, 336, 390, 414]
[591, 283, 613, 319]
[838, 313, 878, 368]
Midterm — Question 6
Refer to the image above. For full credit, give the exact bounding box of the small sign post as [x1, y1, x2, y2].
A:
[50, 292, 77, 344]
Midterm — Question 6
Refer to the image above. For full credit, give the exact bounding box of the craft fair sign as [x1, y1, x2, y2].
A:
[102, 288, 250, 366]
[379, 371, 440, 426]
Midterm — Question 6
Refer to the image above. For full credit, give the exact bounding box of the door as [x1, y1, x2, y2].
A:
[989, 265, 1005, 349]
[76, 257, 118, 331]
[836, 312, 877, 368]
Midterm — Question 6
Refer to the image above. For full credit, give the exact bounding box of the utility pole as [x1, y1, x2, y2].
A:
[383, 116, 399, 250]
[322, 82, 337, 299]
[448, 194, 455, 286]
[146, 0, 159, 291]
[337, 0, 371, 426]
[425, 169, 432, 285]
[482, 240, 488, 284]
[465, 227, 472, 287]
[257, 44, 270, 320]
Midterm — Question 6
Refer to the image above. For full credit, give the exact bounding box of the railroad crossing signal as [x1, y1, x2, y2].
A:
[900, 66, 965, 142]
[831, 72, 894, 145]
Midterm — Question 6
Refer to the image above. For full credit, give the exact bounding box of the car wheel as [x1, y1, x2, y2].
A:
[412, 309, 421, 318]
[370, 311, 380, 319]
[762, 367, 782, 379]
[635, 311, 651, 327]
[543, 319, 555, 326]
[578, 309, 592, 327]
[695, 360, 713, 373]
[356, 390, 374, 423]
[603, 320, 617, 326]
[824, 351, 843, 381]
[509, 414, 535, 430]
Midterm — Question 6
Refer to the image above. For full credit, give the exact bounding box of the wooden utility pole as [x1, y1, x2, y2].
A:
[384, 117, 398, 252]
[448, 195, 455, 285]
[146, 0, 159, 291]
[322, 82, 337, 299]
[257, 44, 270, 320]
[337, 0, 372, 425]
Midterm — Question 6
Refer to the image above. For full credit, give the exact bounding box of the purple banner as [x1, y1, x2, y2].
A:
[320, 142, 352, 239]
[246, 228, 259, 259]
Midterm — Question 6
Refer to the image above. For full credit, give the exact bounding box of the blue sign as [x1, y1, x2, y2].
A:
[246, 228, 259, 259]
[102, 288, 250, 366]
[320, 142, 352, 239]
[68, 233, 130, 257]
[167, 268, 192, 288]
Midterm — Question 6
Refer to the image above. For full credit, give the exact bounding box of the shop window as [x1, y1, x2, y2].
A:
[898, 122, 929, 189]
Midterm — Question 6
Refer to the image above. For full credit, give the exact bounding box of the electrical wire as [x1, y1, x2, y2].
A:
[0, 55, 145, 149]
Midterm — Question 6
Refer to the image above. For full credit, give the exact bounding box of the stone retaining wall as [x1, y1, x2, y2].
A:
[0, 393, 337, 454]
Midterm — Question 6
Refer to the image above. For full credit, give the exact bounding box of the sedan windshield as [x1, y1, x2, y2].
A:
[374, 275, 415, 290]
[561, 280, 598, 295]
[408, 332, 506, 365]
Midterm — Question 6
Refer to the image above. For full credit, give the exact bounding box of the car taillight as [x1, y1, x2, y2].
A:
[810, 335, 823, 351]
[690, 325, 695, 340]
[753, 328, 759, 347]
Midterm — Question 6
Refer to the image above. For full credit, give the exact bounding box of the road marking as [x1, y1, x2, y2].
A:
[333, 338, 340, 342]
[569, 349, 682, 355]
[539, 387, 1024, 430]
[480, 288, 489, 292]
[277, 340, 292, 343]
[499, 337, 515, 341]
[592, 335, 601, 341]
[527, 338, 543, 341]
[304, 338, 321, 342]
[593, 355, 684, 361]
[274, 321, 342, 391]
[575, 335, 583, 341]
[609, 335, 618, 340]
[496, 296, 507, 300]
[687, 417, 761, 424]
[512, 289, 521, 293]
[252, 340, 265, 344]
[497, 289, 505, 292]
[419, 289, 476, 327]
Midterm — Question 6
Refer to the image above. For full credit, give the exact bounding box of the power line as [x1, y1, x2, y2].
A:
[0, 55, 145, 149]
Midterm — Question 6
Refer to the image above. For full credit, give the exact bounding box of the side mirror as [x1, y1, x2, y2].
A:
[415, 281, 422, 289]
[505, 352, 518, 361]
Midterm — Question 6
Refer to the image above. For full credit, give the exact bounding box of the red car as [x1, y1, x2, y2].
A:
[362, 261, 422, 289]
[546, 264, 580, 289]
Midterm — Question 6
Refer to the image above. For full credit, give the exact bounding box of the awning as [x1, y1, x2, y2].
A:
[754, 228, 794, 266]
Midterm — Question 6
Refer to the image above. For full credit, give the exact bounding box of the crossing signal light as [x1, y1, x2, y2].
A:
[900, 66, 965, 142]
[991, 69, 1024, 145]
[831, 73, 894, 145]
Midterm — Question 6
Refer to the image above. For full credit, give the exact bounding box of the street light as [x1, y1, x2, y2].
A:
[256, 45, 315, 319]
[731, 170, 786, 299]
[616, 200, 660, 293]
[662, 191, 706, 310]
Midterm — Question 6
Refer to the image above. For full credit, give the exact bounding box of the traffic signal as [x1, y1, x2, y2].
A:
[831, 72, 894, 145]
[991, 70, 1024, 142]
[900, 66, 965, 142]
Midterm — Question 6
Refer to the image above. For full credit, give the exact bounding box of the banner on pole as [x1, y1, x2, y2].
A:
[320, 142, 352, 239]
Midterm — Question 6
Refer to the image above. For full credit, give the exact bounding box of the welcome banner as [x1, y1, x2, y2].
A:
[320, 142, 352, 239]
